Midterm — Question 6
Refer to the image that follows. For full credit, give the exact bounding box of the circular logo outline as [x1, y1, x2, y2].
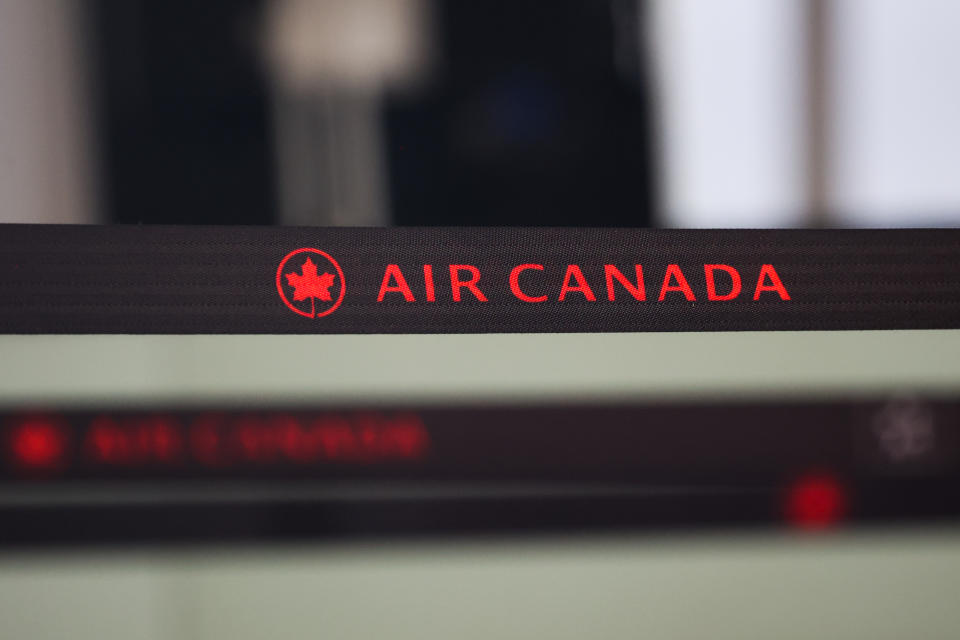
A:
[276, 247, 346, 318]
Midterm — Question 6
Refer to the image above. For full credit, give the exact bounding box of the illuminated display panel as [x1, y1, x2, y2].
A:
[0, 331, 957, 543]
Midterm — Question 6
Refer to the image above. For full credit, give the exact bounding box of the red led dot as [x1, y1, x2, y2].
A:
[785, 472, 847, 530]
[9, 419, 68, 470]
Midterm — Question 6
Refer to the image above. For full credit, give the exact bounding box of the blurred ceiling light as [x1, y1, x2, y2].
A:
[265, 0, 431, 92]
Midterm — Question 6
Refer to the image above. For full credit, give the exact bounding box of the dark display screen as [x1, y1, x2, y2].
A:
[0, 398, 956, 544]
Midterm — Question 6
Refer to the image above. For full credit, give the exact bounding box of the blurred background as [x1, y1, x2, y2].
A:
[2, 330, 960, 640]
[3, 0, 960, 228]
[4, 2, 960, 638]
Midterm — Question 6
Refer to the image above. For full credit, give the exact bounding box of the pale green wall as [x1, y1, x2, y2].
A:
[3, 531, 960, 639]
[0, 330, 959, 405]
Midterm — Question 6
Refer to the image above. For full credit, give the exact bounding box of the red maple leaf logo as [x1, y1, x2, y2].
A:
[285, 257, 336, 317]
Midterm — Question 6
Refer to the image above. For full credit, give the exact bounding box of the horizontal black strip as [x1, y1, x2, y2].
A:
[0, 398, 958, 543]
[0, 399, 955, 480]
[1, 225, 959, 333]
[2, 399, 956, 484]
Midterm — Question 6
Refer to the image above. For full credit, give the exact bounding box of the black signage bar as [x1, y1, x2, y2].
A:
[0, 399, 958, 543]
[1, 225, 958, 333]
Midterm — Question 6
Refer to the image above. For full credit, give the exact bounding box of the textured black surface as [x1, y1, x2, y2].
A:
[0, 225, 958, 333]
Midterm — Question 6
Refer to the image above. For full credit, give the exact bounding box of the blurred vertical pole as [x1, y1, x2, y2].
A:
[0, 0, 99, 223]
[265, 0, 431, 226]
[270, 83, 390, 227]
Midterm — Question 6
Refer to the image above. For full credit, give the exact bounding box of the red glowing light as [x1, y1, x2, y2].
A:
[185, 413, 430, 466]
[75, 411, 430, 469]
[9, 411, 428, 474]
[785, 473, 847, 530]
[85, 415, 184, 465]
[9, 419, 67, 469]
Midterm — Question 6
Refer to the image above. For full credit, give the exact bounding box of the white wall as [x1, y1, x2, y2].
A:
[830, 0, 960, 226]
[649, 0, 960, 227]
[649, 0, 808, 227]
